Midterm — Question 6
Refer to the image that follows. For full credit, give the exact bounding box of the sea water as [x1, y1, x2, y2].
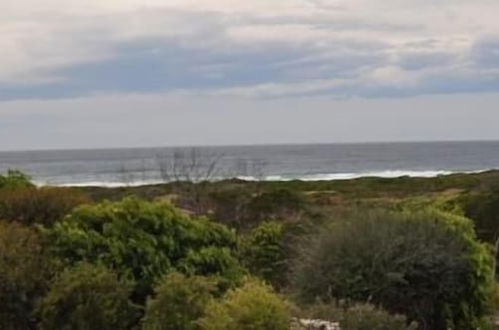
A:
[0, 141, 498, 186]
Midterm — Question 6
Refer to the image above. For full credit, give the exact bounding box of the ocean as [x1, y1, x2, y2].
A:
[0, 141, 498, 187]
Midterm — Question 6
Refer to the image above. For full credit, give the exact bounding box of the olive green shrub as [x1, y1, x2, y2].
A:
[198, 278, 291, 330]
[38, 263, 138, 330]
[142, 272, 218, 330]
[293, 209, 494, 330]
[0, 222, 55, 330]
[47, 197, 244, 300]
[241, 221, 287, 286]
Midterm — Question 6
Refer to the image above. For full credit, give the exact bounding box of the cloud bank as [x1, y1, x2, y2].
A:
[2, 0, 499, 100]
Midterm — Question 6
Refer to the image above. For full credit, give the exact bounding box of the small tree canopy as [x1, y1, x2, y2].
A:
[46, 197, 244, 300]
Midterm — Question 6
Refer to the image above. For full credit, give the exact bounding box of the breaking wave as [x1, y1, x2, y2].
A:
[35, 169, 491, 187]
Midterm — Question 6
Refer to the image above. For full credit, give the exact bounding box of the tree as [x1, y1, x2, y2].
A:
[46, 198, 244, 300]
[0, 222, 55, 330]
[38, 263, 138, 330]
[141, 272, 218, 330]
[293, 209, 494, 330]
[155, 148, 225, 215]
[198, 278, 292, 330]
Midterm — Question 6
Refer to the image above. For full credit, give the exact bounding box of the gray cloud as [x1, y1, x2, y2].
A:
[0, 1, 499, 101]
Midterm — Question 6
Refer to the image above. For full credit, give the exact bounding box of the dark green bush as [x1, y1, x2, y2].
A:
[178, 246, 245, 290]
[142, 272, 218, 330]
[38, 263, 138, 330]
[241, 221, 287, 287]
[0, 170, 33, 190]
[293, 209, 494, 330]
[198, 278, 291, 330]
[46, 197, 244, 300]
[459, 190, 499, 244]
[0, 222, 55, 330]
[0, 187, 89, 226]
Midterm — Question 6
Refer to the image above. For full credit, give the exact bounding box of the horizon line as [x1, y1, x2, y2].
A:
[1, 138, 499, 153]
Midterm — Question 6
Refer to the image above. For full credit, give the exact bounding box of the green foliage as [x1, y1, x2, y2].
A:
[0, 222, 55, 330]
[142, 272, 218, 330]
[304, 301, 417, 330]
[241, 221, 287, 287]
[293, 209, 494, 330]
[0, 170, 33, 190]
[38, 263, 138, 330]
[459, 190, 499, 243]
[0, 187, 89, 226]
[178, 247, 245, 290]
[198, 278, 291, 330]
[46, 197, 244, 300]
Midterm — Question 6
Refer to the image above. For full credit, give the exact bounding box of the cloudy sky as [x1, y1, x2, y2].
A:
[0, 0, 498, 150]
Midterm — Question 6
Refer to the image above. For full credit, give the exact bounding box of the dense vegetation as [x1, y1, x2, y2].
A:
[2, 170, 499, 329]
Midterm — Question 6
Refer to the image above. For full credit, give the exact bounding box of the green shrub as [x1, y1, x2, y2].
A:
[0, 187, 89, 226]
[241, 221, 287, 287]
[459, 190, 499, 246]
[178, 247, 245, 290]
[142, 272, 218, 330]
[198, 278, 291, 330]
[38, 263, 138, 330]
[304, 301, 417, 330]
[0, 170, 33, 190]
[46, 197, 244, 300]
[293, 209, 494, 330]
[0, 222, 55, 330]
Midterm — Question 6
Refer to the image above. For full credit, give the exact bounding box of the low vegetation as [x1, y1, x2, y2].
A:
[1, 169, 499, 329]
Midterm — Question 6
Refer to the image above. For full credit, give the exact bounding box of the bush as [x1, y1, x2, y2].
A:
[38, 263, 138, 330]
[293, 209, 494, 330]
[142, 272, 218, 330]
[46, 197, 244, 300]
[304, 301, 417, 330]
[241, 221, 287, 287]
[0, 187, 89, 226]
[198, 278, 291, 330]
[0, 170, 33, 190]
[178, 247, 245, 290]
[459, 190, 499, 244]
[0, 222, 55, 330]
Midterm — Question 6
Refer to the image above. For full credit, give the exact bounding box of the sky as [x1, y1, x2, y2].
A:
[1, 0, 499, 150]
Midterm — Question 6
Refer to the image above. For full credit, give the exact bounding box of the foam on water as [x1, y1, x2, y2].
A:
[34, 169, 489, 187]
